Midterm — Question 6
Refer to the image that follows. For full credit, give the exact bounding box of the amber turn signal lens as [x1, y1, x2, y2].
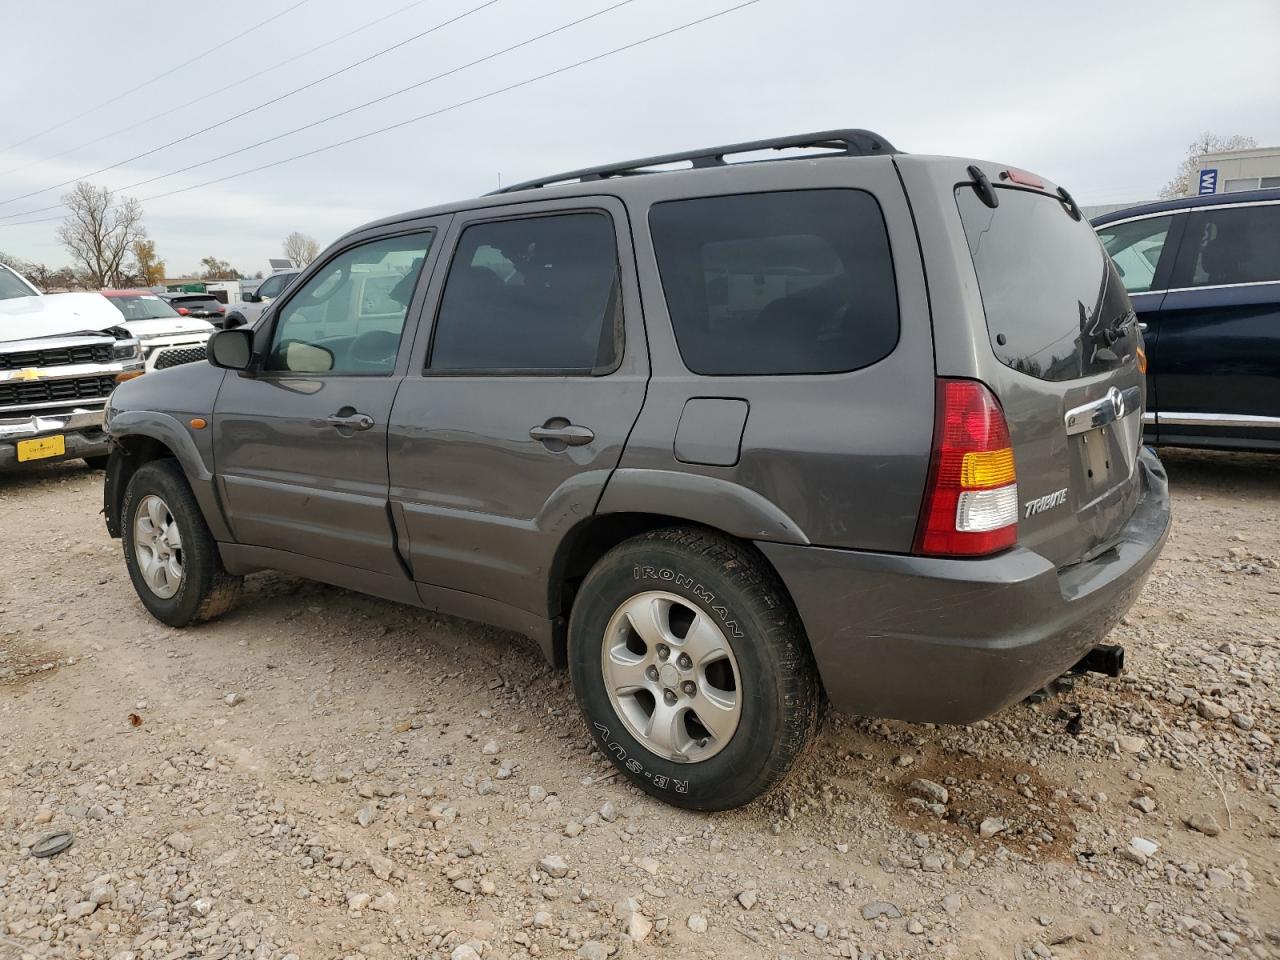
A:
[115, 371, 144, 383]
[959, 448, 1016, 489]
[1136, 347, 1148, 374]
[189, 418, 207, 430]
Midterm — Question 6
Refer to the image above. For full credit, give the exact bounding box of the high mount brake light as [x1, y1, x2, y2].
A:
[1002, 168, 1045, 188]
[913, 379, 1019, 557]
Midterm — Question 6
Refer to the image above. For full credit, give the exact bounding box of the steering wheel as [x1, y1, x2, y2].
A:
[349, 329, 401, 370]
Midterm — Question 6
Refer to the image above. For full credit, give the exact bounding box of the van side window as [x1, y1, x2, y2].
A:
[428, 213, 621, 374]
[266, 232, 432, 374]
[648, 190, 899, 376]
[1170, 204, 1280, 288]
[1096, 216, 1173, 293]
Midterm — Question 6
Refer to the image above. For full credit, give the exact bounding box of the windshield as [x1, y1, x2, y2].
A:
[0, 264, 37, 300]
[956, 185, 1133, 382]
[108, 294, 181, 321]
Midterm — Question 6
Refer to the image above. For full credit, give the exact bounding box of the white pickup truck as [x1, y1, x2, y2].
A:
[0, 263, 210, 470]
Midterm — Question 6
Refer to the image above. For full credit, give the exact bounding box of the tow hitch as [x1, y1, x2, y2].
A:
[1025, 643, 1126, 708]
[1072, 643, 1125, 678]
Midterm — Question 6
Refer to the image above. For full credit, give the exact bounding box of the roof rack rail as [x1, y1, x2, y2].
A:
[491, 129, 897, 195]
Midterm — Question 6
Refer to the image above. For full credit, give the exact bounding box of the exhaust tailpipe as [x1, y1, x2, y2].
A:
[1073, 643, 1125, 678]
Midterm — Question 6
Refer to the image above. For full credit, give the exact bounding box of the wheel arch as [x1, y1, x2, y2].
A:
[105, 412, 230, 541]
[546, 509, 806, 670]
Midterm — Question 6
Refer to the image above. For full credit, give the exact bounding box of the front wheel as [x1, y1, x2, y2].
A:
[568, 527, 820, 810]
[121, 460, 241, 626]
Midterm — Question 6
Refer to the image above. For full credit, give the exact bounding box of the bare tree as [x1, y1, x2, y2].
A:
[283, 231, 320, 268]
[0, 250, 33, 275]
[1159, 132, 1257, 199]
[56, 182, 147, 287]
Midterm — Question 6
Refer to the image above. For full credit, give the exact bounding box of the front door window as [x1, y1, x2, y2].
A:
[268, 233, 433, 374]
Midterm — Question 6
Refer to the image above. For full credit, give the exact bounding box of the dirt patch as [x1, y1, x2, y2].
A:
[0, 634, 66, 688]
[888, 753, 1078, 861]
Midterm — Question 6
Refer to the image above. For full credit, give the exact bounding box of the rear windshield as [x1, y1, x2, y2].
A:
[108, 294, 179, 320]
[649, 189, 899, 376]
[956, 186, 1131, 382]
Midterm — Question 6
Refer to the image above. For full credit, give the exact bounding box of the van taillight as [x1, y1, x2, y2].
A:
[913, 379, 1018, 557]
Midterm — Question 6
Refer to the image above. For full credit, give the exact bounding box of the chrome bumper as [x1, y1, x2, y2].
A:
[0, 407, 109, 467]
[0, 406, 106, 440]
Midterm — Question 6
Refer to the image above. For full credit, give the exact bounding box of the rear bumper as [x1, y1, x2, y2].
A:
[0, 407, 109, 468]
[758, 447, 1171, 724]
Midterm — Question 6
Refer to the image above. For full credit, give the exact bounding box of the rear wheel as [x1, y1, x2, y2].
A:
[568, 527, 820, 810]
[121, 460, 241, 626]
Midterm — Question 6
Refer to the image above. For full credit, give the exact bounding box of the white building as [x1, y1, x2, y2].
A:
[1194, 145, 1280, 195]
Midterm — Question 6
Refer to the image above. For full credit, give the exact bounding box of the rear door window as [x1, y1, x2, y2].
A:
[1095, 215, 1174, 293]
[1169, 203, 1280, 288]
[956, 186, 1131, 382]
[648, 189, 899, 376]
[427, 212, 621, 373]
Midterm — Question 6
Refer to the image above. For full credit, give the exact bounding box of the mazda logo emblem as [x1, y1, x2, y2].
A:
[1108, 386, 1124, 419]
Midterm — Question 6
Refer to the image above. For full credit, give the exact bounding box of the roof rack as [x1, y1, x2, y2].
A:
[491, 129, 897, 195]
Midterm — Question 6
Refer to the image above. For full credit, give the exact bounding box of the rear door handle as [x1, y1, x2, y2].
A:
[529, 423, 594, 446]
[324, 413, 375, 431]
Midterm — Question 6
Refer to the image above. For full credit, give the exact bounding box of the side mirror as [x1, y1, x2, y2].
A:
[208, 328, 254, 370]
[245, 292, 261, 303]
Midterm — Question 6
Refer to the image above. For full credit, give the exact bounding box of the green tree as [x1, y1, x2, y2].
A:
[199, 256, 239, 280]
[132, 238, 166, 286]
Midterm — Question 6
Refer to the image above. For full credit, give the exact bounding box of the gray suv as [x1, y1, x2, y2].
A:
[102, 131, 1170, 810]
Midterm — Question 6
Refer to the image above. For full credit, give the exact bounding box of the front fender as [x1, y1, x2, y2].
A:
[106, 410, 232, 541]
[595, 469, 810, 545]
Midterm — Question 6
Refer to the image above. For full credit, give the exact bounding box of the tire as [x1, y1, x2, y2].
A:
[83, 455, 110, 470]
[121, 459, 241, 626]
[568, 526, 820, 810]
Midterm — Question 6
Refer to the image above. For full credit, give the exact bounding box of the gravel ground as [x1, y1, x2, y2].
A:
[1, 448, 1277, 960]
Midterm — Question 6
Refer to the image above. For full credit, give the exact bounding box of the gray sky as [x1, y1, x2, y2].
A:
[1, 0, 1277, 277]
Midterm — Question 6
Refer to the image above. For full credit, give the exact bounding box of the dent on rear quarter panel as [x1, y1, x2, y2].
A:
[611, 155, 936, 552]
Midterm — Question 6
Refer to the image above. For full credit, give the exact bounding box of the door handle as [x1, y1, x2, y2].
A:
[529, 423, 594, 446]
[325, 413, 375, 431]
[1138, 322, 1149, 333]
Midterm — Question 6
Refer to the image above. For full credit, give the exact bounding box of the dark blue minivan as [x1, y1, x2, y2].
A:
[1093, 190, 1280, 452]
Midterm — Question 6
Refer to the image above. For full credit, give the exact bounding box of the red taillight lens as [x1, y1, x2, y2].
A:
[913, 379, 1019, 557]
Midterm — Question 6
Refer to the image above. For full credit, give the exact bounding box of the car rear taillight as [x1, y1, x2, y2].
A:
[913, 379, 1018, 557]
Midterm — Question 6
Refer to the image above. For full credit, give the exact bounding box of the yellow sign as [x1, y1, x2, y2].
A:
[16, 435, 66, 462]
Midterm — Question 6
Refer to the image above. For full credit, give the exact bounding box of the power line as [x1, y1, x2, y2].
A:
[0, 0, 762, 230]
[0, 0, 637, 223]
[0, 0, 312, 158]
[0, 0, 504, 208]
[0, 0, 436, 180]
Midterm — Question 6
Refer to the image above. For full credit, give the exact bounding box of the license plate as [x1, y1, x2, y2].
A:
[16, 435, 66, 462]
